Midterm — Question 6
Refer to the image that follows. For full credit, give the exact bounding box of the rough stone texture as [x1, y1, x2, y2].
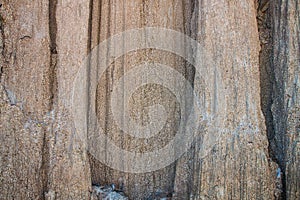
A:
[88, 1, 195, 199]
[0, 0, 299, 199]
[0, 1, 51, 199]
[0, 1, 91, 199]
[86, 0, 277, 199]
[271, 0, 300, 199]
[258, 0, 300, 199]
[0, 85, 46, 199]
[257, 0, 284, 198]
[173, 0, 277, 199]
[46, 0, 91, 199]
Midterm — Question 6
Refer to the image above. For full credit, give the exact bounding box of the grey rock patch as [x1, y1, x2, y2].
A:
[91, 185, 128, 200]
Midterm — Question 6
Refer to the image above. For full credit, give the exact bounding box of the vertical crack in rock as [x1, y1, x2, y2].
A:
[0, 12, 4, 81]
[87, 0, 94, 189]
[40, 125, 50, 199]
[87, 0, 93, 127]
[49, 0, 58, 110]
[103, 0, 112, 183]
[271, 0, 300, 198]
[272, 0, 289, 173]
[0, 3, 7, 84]
[87, 0, 94, 53]
[172, 1, 198, 198]
[257, 0, 286, 198]
[257, 0, 275, 164]
[40, 0, 58, 198]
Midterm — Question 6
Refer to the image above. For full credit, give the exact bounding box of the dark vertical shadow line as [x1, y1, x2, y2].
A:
[96, 0, 102, 84]
[41, 0, 58, 198]
[258, 0, 277, 165]
[0, 10, 5, 81]
[104, 0, 112, 183]
[87, 0, 94, 187]
[276, 1, 288, 198]
[296, 0, 300, 60]
[141, 0, 146, 27]
[172, 0, 199, 198]
[94, 0, 102, 132]
[257, 3, 285, 196]
[93, 0, 101, 160]
[88, 0, 94, 53]
[265, 0, 289, 198]
[49, 0, 58, 110]
[89, 0, 104, 186]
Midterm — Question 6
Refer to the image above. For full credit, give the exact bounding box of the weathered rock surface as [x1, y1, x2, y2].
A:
[271, 0, 300, 199]
[173, 0, 276, 198]
[0, 0, 299, 199]
[0, 1, 51, 199]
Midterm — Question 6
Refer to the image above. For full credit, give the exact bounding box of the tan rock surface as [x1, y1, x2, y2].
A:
[0, 0, 299, 199]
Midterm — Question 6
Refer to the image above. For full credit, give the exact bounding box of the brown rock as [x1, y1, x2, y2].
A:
[0, 0, 298, 199]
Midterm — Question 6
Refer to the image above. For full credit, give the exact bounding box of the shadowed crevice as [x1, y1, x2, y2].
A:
[257, 0, 287, 199]
[49, 0, 58, 110]
[40, 1, 58, 198]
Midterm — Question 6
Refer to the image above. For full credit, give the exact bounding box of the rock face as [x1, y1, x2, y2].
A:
[0, 0, 299, 200]
[0, 1, 91, 199]
[271, 0, 300, 199]
[258, 0, 300, 199]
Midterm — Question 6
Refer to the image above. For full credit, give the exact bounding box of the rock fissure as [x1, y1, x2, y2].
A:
[49, 0, 58, 110]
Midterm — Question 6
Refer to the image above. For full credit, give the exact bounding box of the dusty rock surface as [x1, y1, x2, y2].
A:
[0, 0, 299, 199]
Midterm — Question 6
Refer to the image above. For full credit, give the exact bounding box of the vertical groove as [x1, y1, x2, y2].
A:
[40, 0, 58, 198]
[49, 0, 58, 110]
[173, 0, 198, 198]
[87, 0, 94, 52]
[104, 0, 112, 183]
[40, 127, 50, 199]
[273, 0, 290, 198]
[272, 0, 289, 198]
[257, 0, 288, 198]
[0, 11, 4, 82]
[87, 0, 94, 188]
